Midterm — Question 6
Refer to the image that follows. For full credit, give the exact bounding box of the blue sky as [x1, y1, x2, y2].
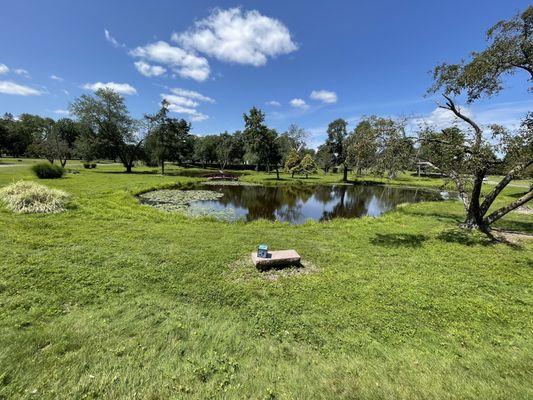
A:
[0, 0, 531, 147]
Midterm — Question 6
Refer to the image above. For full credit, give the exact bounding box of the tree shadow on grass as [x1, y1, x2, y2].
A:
[435, 228, 526, 249]
[370, 233, 428, 248]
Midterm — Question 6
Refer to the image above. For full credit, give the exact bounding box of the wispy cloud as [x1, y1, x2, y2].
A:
[0, 64, 8, 75]
[0, 81, 43, 96]
[130, 41, 210, 81]
[50, 74, 64, 82]
[0, 81, 42, 96]
[13, 68, 30, 78]
[104, 29, 125, 48]
[53, 109, 70, 115]
[169, 88, 215, 103]
[266, 100, 281, 106]
[160, 87, 214, 122]
[81, 81, 137, 95]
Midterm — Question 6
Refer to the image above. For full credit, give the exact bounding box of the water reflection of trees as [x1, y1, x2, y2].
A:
[204, 184, 443, 223]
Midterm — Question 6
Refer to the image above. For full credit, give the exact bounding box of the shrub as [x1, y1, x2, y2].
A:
[91, 163, 97, 168]
[83, 163, 91, 169]
[31, 162, 65, 179]
[0, 181, 70, 213]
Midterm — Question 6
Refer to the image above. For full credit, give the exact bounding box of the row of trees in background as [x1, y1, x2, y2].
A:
[0, 99, 417, 180]
[0, 6, 531, 233]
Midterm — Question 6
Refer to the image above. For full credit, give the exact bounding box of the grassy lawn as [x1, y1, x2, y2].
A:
[0, 163, 532, 399]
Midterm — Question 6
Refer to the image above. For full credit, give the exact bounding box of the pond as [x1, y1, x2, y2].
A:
[140, 184, 451, 224]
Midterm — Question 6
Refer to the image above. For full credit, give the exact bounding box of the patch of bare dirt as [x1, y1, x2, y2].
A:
[491, 229, 533, 244]
[515, 206, 533, 215]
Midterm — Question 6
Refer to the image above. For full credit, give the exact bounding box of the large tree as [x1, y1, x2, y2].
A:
[145, 100, 192, 174]
[346, 116, 412, 179]
[430, 6, 532, 102]
[325, 119, 350, 181]
[243, 107, 282, 177]
[34, 118, 82, 166]
[70, 88, 143, 173]
[425, 6, 533, 234]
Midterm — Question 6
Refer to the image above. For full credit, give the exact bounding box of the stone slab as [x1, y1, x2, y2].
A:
[251, 250, 301, 270]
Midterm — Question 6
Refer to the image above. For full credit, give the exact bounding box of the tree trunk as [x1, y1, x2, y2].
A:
[60, 158, 67, 167]
[343, 165, 348, 182]
[275, 167, 280, 180]
[125, 163, 132, 173]
[161, 158, 165, 175]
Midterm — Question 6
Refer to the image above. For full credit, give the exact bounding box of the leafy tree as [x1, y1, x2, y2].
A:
[346, 116, 412, 179]
[216, 132, 236, 170]
[299, 154, 318, 178]
[70, 88, 143, 173]
[34, 118, 82, 166]
[145, 100, 192, 174]
[194, 135, 219, 167]
[0, 117, 9, 156]
[284, 147, 301, 177]
[430, 6, 532, 102]
[315, 143, 334, 173]
[325, 119, 349, 181]
[425, 6, 533, 234]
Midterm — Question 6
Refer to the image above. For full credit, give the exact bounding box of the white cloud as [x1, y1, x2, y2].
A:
[81, 81, 137, 95]
[174, 7, 297, 66]
[410, 101, 533, 135]
[0, 81, 43, 96]
[134, 61, 166, 77]
[310, 90, 337, 104]
[104, 29, 124, 48]
[169, 87, 215, 103]
[54, 109, 70, 115]
[266, 100, 281, 106]
[161, 87, 213, 122]
[50, 74, 64, 82]
[62, 89, 70, 95]
[0, 64, 9, 75]
[130, 41, 210, 81]
[167, 104, 209, 122]
[13, 68, 30, 78]
[161, 94, 198, 108]
[290, 98, 309, 109]
[410, 107, 474, 131]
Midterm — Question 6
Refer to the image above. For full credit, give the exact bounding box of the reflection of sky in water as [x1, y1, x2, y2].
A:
[188, 184, 449, 224]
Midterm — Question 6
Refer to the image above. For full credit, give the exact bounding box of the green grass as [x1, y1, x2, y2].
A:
[0, 162, 532, 399]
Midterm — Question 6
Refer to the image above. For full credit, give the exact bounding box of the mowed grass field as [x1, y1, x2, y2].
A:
[0, 162, 532, 399]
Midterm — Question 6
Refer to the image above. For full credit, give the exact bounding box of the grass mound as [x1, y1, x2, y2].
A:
[31, 162, 65, 179]
[0, 181, 69, 213]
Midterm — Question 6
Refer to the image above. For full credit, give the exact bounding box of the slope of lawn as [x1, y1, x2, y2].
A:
[0, 163, 532, 399]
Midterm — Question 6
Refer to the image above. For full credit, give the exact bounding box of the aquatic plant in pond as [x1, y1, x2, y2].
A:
[138, 189, 224, 214]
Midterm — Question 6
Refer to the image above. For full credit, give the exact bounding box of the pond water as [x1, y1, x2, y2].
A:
[180, 184, 449, 224]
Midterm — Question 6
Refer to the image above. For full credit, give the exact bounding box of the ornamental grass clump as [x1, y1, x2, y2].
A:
[31, 162, 65, 179]
[0, 181, 70, 214]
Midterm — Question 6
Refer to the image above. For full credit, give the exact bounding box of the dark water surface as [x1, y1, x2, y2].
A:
[189, 184, 449, 224]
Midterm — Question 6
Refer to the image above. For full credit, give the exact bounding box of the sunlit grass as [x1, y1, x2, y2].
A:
[0, 162, 531, 399]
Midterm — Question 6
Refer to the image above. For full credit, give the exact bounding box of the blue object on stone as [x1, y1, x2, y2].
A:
[257, 244, 269, 258]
